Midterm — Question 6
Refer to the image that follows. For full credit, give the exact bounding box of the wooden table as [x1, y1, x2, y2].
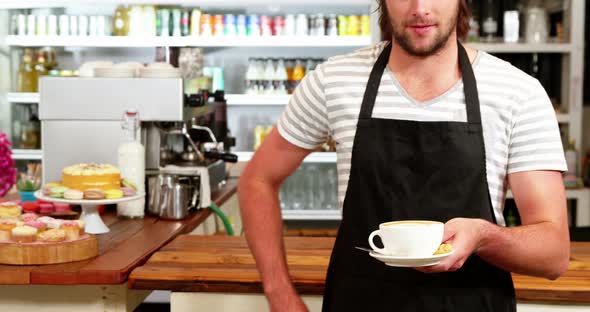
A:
[0, 179, 237, 312]
[130, 236, 590, 312]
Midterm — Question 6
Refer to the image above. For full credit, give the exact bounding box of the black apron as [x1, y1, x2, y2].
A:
[322, 42, 516, 312]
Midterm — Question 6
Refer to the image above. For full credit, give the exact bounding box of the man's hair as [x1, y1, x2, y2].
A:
[378, 0, 471, 41]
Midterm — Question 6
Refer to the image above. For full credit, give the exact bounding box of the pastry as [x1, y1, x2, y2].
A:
[120, 186, 136, 197]
[63, 189, 84, 200]
[20, 213, 38, 222]
[61, 221, 80, 240]
[39, 203, 55, 214]
[105, 189, 124, 199]
[0, 219, 17, 241]
[54, 203, 72, 212]
[49, 186, 69, 198]
[0, 201, 22, 218]
[37, 228, 66, 242]
[84, 189, 106, 200]
[22, 201, 40, 213]
[37, 216, 62, 229]
[74, 220, 86, 233]
[11, 226, 38, 243]
[25, 220, 47, 232]
[61, 163, 121, 191]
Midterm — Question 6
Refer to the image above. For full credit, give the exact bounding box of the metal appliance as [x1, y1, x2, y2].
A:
[40, 77, 236, 219]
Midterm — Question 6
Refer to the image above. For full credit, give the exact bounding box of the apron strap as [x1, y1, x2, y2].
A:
[358, 41, 481, 126]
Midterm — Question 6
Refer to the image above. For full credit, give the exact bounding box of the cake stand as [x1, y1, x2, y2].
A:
[34, 191, 145, 234]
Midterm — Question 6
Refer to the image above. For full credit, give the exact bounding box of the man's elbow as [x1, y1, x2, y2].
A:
[545, 248, 570, 280]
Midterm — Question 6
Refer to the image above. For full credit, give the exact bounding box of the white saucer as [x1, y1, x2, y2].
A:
[369, 249, 455, 267]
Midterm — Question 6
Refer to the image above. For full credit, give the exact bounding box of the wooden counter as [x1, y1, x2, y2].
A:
[0, 179, 238, 286]
[129, 236, 590, 304]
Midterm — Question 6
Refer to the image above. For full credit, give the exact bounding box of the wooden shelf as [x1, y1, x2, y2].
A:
[4, 35, 372, 48]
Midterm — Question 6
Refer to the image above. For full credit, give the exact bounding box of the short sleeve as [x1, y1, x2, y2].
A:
[277, 63, 330, 150]
[507, 79, 567, 174]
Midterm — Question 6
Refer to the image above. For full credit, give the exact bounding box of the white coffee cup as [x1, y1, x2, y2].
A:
[368, 220, 444, 257]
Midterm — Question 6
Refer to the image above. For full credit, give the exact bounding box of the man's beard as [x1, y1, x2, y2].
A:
[391, 15, 457, 57]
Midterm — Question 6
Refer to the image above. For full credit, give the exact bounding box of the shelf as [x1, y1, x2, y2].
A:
[235, 151, 336, 163]
[4, 35, 372, 48]
[282, 209, 341, 221]
[12, 149, 43, 160]
[465, 39, 573, 53]
[7, 92, 39, 104]
[557, 113, 570, 123]
[0, 0, 372, 9]
[226, 94, 290, 106]
[506, 188, 590, 200]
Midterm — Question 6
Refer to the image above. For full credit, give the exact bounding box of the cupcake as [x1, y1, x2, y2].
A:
[0, 219, 17, 241]
[0, 201, 22, 218]
[20, 212, 39, 222]
[63, 189, 84, 200]
[84, 189, 106, 200]
[61, 221, 80, 240]
[37, 216, 62, 229]
[120, 186, 136, 197]
[105, 189, 124, 199]
[11, 226, 38, 243]
[25, 220, 47, 232]
[37, 228, 66, 243]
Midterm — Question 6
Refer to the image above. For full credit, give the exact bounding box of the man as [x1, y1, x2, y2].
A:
[238, 0, 570, 311]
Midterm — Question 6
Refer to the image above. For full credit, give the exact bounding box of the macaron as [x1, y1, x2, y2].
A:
[49, 186, 69, 198]
[63, 189, 84, 200]
[39, 203, 55, 214]
[121, 178, 138, 191]
[22, 201, 40, 213]
[84, 189, 106, 200]
[105, 189, 124, 199]
[120, 186, 136, 197]
[54, 203, 72, 212]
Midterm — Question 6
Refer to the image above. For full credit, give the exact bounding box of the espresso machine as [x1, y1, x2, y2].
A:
[40, 77, 236, 219]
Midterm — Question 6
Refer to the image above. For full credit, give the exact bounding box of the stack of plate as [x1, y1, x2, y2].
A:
[139, 67, 181, 78]
[94, 67, 137, 78]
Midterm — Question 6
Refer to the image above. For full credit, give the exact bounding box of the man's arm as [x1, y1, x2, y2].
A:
[476, 170, 570, 279]
[238, 128, 313, 311]
[418, 170, 570, 280]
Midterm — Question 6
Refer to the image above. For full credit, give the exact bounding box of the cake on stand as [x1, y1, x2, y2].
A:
[34, 191, 145, 234]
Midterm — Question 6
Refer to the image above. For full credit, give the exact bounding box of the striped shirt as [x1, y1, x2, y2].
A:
[277, 42, 567, 225]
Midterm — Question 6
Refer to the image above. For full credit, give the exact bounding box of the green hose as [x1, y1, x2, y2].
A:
[208, 204, 234, 236]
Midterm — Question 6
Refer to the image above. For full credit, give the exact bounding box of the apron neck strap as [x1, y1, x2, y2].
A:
[358, 41, 482, 125]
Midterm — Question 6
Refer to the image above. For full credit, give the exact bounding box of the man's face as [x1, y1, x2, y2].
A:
[386, 0, 459, 57]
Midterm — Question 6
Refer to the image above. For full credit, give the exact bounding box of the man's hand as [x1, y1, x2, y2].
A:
[267, 286, 309, 312]
[415, 218, 489, 273]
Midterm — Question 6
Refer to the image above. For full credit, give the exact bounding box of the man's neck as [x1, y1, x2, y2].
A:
[387, 34, 472, 102]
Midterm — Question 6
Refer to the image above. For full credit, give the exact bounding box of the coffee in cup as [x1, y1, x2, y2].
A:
[368, 220, 444, 257]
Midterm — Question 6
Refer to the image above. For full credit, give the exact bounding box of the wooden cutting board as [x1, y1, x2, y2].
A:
[0, 234, 98, 265]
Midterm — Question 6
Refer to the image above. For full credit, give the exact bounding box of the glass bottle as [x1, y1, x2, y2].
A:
[482, 0, 498, 42]
[117, 109, 146, 219]
[274, 58, 288, 95]
[113, 5, 129, 36]
[33, 51, 48, 92]
[291, 59, 306, 91]
[17, 49, 35, 93]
